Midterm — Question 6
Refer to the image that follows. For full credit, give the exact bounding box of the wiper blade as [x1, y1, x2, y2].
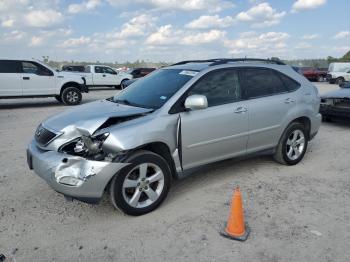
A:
[113, 99, 155, 110]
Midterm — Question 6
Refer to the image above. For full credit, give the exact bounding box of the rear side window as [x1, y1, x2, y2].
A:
[278, 72, 300, 91]
[95, 66, 103, 73]
[189, 69, 241, 107]
[21, 61, 53, 76]
[0, 60, 21, 73]
[242, 68, 288, 99]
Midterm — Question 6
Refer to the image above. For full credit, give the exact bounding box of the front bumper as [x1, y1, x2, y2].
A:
[27, 140, 128, 203]
[320, 105, 350, 119]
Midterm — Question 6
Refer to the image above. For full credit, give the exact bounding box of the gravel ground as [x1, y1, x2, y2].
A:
[0, 83, 349, 262]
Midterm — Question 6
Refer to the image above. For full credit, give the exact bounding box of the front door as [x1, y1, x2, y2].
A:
[21, 61, 55, 95]
[180, 68, 249, 169]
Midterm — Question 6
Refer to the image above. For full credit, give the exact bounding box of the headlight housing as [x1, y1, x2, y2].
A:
[59, 133, 109, 160]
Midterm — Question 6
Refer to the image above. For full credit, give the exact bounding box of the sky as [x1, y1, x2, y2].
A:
[0, 0, 349, 62]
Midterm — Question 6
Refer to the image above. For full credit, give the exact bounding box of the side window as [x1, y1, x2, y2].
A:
[0, 60, 21, 73]
[21, 61, 53, 76]
[188, 69, 241, 107]
[242, 68, 287, 99]
[104, 67, 117, 75]
[95, 66, 103, 73]
[278, 72, 300, 91]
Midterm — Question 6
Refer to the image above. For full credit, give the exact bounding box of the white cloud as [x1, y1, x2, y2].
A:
[24, 10, 64, 28]
[236, 2, 286, 28]
[146, 25, 180, 45]
[186, 15, 234, 29]
[224, 31, 290, 55]
[3, 30, 26, 41]
[29, 36, 44, 47]
[107, 0, 234, 12]
[1, 19, 15, 28]
[68, 0, 102, 14]
[333, 31, 350, 39]
[118, 14, 157, 38]
[60, 36, 91, 48]
[295, 42, 312, 49]
[301, 34, 319, 40]
[292, 0, 326, 12]
[183, 30, 226, 45]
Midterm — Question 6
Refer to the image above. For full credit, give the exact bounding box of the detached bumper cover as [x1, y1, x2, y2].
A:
[27, 140, 128, 203]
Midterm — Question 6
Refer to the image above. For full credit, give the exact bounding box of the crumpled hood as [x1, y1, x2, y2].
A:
[321, 88, 350, 99]
[43, 99, 153, 135]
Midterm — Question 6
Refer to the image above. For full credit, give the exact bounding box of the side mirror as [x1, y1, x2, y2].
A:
[184, 95, 208, 111]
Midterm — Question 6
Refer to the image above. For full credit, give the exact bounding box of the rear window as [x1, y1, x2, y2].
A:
[278, 72, 300, 91]
[242, 68, 288, 99]
[0, 60, 21, 73]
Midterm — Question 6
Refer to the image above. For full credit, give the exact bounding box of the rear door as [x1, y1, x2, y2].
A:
[21, 61, 56, 95]
[180, 68, 249, 169]
[241, 67, 299, 153]
[0, 60, 22, 96]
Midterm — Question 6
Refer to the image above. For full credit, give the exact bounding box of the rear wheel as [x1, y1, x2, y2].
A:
[274, 122, 308, 165]
[120, 79, 129, 90]
[61, 87, 82, 105]
[110, 150, 171, 216]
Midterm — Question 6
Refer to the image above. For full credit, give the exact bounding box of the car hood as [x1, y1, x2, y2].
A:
[321, 88, 350, 99]
[43, 99, 153, 135]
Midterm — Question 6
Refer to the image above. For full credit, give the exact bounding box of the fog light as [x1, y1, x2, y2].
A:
[58, 176, 83, 187]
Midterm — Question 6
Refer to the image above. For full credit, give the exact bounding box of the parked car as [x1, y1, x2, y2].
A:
[320, 87, 350, 121]
[127, 67, 156, 79]
[326, 62, 350, 85]
[70, 65, 133, 89]
[296, 67, 327, 82]
[0, 58, 88, 105]
[27, 58, 321, 215]
[62, 65, 86, 72]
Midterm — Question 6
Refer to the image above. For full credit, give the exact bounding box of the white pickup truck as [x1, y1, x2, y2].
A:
[63, 65, 133, 89]
[0, 58, 88, 105]
[326, 62, 350, 85]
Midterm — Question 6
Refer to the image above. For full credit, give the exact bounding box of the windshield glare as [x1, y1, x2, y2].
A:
[113, 69, 195, 109]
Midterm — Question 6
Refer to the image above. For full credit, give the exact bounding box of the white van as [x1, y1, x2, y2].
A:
[327, 62, 350, 85]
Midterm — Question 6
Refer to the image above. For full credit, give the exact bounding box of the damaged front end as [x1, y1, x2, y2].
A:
[27, 100, 154, 203]
[320, 97, 350, 119]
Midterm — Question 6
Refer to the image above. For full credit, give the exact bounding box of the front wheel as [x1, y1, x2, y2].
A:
[336, 77, 345, 86]
[110, 150, 171, 216]
[61, 87, 82, 105]
[274, 122, 308, 165]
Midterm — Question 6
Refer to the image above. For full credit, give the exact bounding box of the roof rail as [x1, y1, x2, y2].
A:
[171, 58, 285, 66]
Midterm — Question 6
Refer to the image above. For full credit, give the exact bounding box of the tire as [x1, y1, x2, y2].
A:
[110, 150, 171, 216]
[55, 95, 62, 103]
[274, 122, 308, 165]
[336, 77, 345, 86]
[61, 87, 82, 105]
[120, 79, 129, 90]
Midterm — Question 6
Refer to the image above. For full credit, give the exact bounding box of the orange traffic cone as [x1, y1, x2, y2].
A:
[220, 187, 250, 241]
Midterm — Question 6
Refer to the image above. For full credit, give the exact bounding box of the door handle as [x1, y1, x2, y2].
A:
[284, 98, 295, 104]
[102, 74, 106, 77]
[23, 77, 30, 80]
[234, 107, 248, 114]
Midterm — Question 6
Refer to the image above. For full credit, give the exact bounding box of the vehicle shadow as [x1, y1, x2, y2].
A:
[322, 119, 350, 128]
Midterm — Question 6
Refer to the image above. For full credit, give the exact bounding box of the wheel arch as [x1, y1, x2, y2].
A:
[60, 82, 82, 94]
[287, 116, 311, 140]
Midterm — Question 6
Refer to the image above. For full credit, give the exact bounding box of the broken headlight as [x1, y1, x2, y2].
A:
[59, 133, 109, 160]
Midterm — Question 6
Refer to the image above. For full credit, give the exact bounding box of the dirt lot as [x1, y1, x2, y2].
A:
[0, 83, 349, 262]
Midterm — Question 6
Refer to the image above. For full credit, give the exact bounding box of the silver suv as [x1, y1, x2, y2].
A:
[27, 58, 322, 215]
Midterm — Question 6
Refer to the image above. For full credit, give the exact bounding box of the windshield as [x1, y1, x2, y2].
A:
[113, 69, 195, 109]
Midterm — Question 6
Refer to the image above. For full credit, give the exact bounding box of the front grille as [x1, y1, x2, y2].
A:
[35, 125, 58, 146]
